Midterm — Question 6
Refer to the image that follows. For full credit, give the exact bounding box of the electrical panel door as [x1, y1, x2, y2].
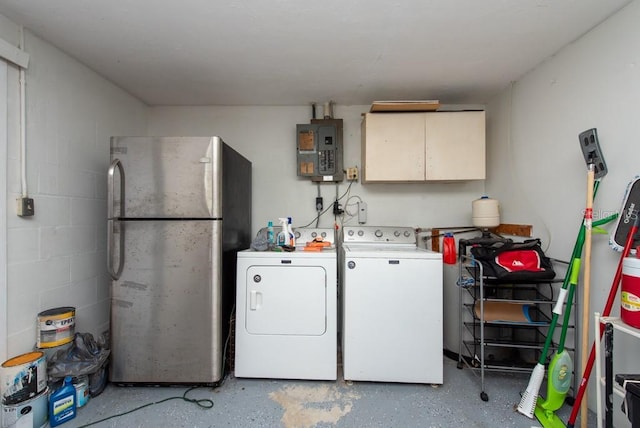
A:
[296, 118, 344, 182]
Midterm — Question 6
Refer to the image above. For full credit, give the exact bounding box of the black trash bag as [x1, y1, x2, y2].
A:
[48, 332, 110, 397]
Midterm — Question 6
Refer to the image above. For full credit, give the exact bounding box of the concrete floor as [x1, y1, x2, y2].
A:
[69, 357, 597, 428]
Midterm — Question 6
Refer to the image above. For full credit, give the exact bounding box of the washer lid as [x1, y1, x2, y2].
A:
[342, 245, 442, 260]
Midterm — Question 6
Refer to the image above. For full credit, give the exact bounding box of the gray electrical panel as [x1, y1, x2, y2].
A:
[296, 118, 344, 182]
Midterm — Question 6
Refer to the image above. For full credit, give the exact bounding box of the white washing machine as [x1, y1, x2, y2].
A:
[340, 226, 443, 384]
[235, 228, 337, 380]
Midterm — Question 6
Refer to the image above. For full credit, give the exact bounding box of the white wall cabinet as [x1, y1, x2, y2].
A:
[361, 111, 486, 182]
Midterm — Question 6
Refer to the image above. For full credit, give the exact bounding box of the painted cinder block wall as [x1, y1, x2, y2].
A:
[2, 17, 148, 356]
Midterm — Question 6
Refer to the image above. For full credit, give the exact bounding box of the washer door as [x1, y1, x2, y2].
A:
[245, 266, 327, 336]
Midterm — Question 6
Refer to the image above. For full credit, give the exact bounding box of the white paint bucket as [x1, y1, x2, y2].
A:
[0, 387, 48, 428]
[0, 352, 47, 406]
[36, 307, 76, 349]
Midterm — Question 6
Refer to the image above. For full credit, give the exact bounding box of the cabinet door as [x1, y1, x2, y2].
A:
[362, 113, 426, 182]
[425, 111, 486, 180]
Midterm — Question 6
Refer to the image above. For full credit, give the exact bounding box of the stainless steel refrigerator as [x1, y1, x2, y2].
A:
[107, 136, 251, 384]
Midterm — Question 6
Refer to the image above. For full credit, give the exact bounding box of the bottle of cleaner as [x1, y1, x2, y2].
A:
[287, 217, 296, 246]
[267, 221, 274, 246]
[443, 233, 457, 264]
[49, 375, 76, 427]
[277, 218, 288, 246]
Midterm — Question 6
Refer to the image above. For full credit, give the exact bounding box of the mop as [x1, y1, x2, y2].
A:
[533, 164, 614, 427]
[566, 177, 640, 428]
[578, 164, 596, 428]
[517, 129, 608, 419]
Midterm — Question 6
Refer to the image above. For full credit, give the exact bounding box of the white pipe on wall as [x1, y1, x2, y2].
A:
[19, 26, 27, 198]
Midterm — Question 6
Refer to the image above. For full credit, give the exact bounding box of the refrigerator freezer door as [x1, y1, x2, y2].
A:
[110, 219, 223, 384]
[110, 136, 222, 218]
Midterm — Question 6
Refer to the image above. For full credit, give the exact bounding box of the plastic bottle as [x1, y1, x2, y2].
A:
[443, 233, 457, 264]
[267, 221, 274, 246]
[277, 218, 288, 246]
[287, 217, 296, 246]
[49, 375, 76, 427]
[73, 375, 90, 408]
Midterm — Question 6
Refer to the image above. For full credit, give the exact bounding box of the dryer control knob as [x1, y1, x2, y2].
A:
[375, 229, 383, 237]
[347, 230, 355, 236]
[404, 230, 412, 237]
[394, 231, 400, 237]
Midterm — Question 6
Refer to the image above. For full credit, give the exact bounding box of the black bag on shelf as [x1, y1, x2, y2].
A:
[469, 238, 555, 281]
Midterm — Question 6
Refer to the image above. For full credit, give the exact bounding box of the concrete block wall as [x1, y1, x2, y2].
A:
[3, 24, 148, 356]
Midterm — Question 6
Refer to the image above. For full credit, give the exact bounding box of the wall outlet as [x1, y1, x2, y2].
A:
[17, 197, 35, 217]
[347, 167, 358, 181]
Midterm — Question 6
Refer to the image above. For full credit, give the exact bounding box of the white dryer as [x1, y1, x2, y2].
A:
[340, 226, 443, 384]
[235, 228, 337, 380]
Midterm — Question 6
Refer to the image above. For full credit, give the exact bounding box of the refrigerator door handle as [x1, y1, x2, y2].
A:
[108, 159, 125, 280]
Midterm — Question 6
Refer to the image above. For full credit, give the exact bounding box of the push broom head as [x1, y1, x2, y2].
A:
[517, 363, 545, 418]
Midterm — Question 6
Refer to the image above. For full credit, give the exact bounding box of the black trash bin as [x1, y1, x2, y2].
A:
[615, 374, 640, 425]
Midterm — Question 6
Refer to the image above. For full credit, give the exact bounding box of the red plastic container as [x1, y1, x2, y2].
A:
[621, 257, 640, 329]
[443, 233, 457, 265]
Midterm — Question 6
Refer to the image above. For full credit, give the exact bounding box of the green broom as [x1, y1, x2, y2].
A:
[516, 179, 613, 418]
[516, 211, 588, 418]
[534, 234, 583, 426]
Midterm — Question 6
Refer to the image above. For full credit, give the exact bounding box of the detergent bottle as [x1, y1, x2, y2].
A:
[443, 233, 457, 264]
[277, 218, 288, 246]
[287, 217, 296, 246]
[267, 221, 274, 246]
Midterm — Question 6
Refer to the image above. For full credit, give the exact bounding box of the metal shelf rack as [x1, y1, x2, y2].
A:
[457, 244, 575, 402]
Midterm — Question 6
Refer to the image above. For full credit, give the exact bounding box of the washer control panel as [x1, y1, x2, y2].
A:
[342, 226, 416, 244]
[295, 228, 335, 245]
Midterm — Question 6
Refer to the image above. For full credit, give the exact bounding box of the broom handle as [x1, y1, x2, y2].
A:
[567, 213, 637, 428]
[580, 164, 595, 428]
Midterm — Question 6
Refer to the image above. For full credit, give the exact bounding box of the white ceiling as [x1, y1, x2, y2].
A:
[0, 0, 632, 106]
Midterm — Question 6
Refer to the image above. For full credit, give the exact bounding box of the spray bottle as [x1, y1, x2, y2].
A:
[287, 217, 296, 246]
[277, 218, 288, 246]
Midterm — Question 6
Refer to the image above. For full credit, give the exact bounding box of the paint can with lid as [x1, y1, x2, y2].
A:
[622, 257, 640, 329]
[36, 307, 76, 349]
[1, 352, 47, 406]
